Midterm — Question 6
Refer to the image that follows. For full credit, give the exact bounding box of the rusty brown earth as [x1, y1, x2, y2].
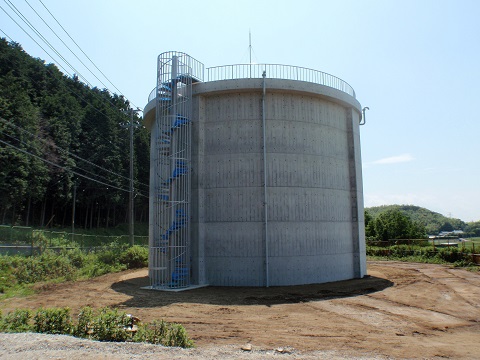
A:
[1, 261, 479, 359]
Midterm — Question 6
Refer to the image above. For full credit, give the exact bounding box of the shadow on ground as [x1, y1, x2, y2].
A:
[111, 274, 393, 308]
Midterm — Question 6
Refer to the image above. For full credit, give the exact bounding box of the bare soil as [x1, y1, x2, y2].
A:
[1, 261, 480, 359]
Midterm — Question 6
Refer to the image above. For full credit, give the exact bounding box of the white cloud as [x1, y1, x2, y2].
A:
[371, 153, 414, 165]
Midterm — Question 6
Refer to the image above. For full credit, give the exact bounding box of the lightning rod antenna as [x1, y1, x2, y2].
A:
[249, 30, 252, 65]
[249, 30, 252, 77]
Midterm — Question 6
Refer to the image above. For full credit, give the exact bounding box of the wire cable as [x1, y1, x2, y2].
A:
[0, 25, 149, 193]
[36, 0, 139, 109]
[24, 0, 120, 101]
[1, 133, 149, 198]
[0, 117, 149, 189]
[0, 29, 141, 166]
[3, 0, 90, 88]
[0, 10, 113, 120]
[0, 129, 129, 190]
[0, 27, 12, 41]
[0, 138, 130, 193]
[1, 1, 132, 114]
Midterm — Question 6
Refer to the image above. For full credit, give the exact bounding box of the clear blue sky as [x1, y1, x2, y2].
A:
[1, 0, 479, 222]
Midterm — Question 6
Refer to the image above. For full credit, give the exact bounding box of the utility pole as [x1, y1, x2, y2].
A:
[122, 108, 141, 246]
[129, 108, 135, 246]
[71, 179, 77, 243]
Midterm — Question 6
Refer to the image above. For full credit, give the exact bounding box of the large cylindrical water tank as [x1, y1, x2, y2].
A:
[188, 78, 365, 286]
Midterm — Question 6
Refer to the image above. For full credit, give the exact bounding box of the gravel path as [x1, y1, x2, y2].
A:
[0, 333, 385, 359]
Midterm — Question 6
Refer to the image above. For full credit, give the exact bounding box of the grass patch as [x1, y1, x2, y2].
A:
[461, 237, 480, 252]
[0, 306, 194, 348]
[0, 244, 148, 299]
[367, 243, 479, 270]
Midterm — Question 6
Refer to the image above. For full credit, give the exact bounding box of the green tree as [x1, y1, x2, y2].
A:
[0, 38, 150, 228]
[0, 69, 47, 224]
[465, 221, 480, 236]
[439, 221, 454, 232]
[365, 204, 467, 234]
[372, 209, 426, 241]
[364, 210, 376, 238]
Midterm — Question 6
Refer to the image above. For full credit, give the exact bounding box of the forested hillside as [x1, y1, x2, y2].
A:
[0, 38, 150, 229]
[365, 204, 479, 236]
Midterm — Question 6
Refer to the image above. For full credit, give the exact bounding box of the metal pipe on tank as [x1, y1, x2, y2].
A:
[262, 70, 269, 287]
[360, 106, 369, 125]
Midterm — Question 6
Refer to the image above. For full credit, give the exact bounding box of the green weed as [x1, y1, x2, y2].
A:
[33, 307, 73, 334]
[0, 308, 32, 332]
[119, 245, 148, 269]
[90, 307, 132, 342]
[0, 306, 193, 347]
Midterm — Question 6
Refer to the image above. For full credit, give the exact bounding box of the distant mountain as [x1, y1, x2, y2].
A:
[365, 205, 467, 235]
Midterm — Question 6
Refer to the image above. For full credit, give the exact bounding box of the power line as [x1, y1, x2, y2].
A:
[0, 2, 145, 156]
[0, 12, 149, 196]
[0, 137, 130, 193]
[1, 133, 149, 198]
[0, 27, 12, 41]
[0, 117, 149, 189]
[1, 128, 126, 190]
[0, 9, 145, 184]
[0, 13, 116, 124]
[24, 0, 119, 101]
[3, 0, 89, 86]
[0, 6, 70, 73]
[36, 0, 139, 109]
[0, 30, 120, 161]
[0, 29, 142, 174]
[1, 1, 131, 114]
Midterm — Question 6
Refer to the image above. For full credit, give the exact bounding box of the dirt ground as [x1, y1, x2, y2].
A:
[2, 261, 480, 359]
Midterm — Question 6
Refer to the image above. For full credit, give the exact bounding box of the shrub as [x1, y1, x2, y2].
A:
[96, 249, 118, 266]
[165, 323, 195, 348]
[74, 306, 95, 338]
[366, 241, 478, 267]
[32, 232, 49, 251]
[0, 306, 194, 348]
[95, 241, 126, 266]
[12, 251, 77, 284]
[64, 248, 88, 269]
[80, 262, 102, 278]
[33, 307, 73, 334]
[90, 307, 131, 342]
[0, 257, 17, 294]
[0, 308, 32, 332]
[134, 319, 168, 344]
[435, 247, 461, 263]
[119, 246, 148, 269]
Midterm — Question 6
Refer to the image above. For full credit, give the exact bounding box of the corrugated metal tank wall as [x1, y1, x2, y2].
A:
[190, 79, 366, 286]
